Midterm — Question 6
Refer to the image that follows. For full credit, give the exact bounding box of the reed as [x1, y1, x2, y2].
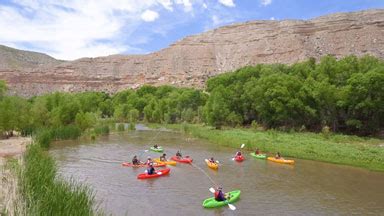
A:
[17, 143, 100, 215]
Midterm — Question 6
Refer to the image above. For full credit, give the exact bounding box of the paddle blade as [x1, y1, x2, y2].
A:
[228, 203, 236, 210]
[209, 187, 216, 193]
[240, 143, 245, 149]
[231, 158, 235, 161]
[216, 160, 220, 164]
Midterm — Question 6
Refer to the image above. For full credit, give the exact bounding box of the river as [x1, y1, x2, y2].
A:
[50, 126, 384, 215]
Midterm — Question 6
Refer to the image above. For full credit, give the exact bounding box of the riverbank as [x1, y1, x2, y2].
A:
[0, 137, 31, 215]
[160, 124, 384, 171]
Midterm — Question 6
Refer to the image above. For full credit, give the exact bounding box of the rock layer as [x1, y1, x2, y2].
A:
[0, 9, 383, 97]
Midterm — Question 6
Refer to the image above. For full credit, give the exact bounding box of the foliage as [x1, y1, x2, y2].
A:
[18, 143, 98, 215]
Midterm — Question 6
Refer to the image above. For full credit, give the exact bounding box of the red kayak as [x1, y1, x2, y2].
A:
[170, 156, 193, 163]
[235, 155, 245, 162]
[122, 162, 166, 167]
[137, 168, 170, 179]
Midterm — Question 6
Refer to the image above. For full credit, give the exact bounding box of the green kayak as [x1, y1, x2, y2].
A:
[202, 190, 241, 208]
[250, 152, 267, 159]
[150, 146, 163, 153]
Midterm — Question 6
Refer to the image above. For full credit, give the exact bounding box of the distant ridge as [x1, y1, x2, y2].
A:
[0, 9, 383, 97]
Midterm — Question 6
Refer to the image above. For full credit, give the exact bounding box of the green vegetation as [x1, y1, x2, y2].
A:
[18, 143, 99, 215]
[168, 124, 384, 171]
[204, 55, 384, 135]
[1, 55, 383, 136]
[117, 123, 125, 131]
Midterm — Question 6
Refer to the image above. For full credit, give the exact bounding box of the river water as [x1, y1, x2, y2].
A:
[50, 126, 384, 216]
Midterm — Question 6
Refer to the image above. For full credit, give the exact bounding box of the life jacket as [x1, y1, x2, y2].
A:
[214, 191, 219, 199]
[214, 190, 225, 201]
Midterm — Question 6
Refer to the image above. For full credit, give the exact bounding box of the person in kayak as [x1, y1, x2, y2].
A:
[132, 155, 141, 165]
[160, 153, 167, 161]
[255, 148, 260, 155]
[146, 163, 155, 175]
[235, 151, 242, 157]
[214, 187, 227, 202]
[146, 156, 153, 165]
[209, 157, 216, 163]
[153, 144, 159, 149]
[275, 152, 282, 159]
[176, 150, 182, 158]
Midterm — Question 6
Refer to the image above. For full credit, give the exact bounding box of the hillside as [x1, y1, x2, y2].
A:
[0, 9, 383, 96]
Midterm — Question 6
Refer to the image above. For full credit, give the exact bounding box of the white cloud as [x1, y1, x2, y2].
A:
[0, 0, 236, 60]
[260, 0, 272, 6]
[141, 10, 159, 22]
[218, 0, 235, 7]
[270, 17, 275, 20]
[175, 0, 193, 12]
[158, 0, 174, 11]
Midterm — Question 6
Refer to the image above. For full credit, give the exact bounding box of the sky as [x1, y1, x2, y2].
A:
[0, 0, 383, 60]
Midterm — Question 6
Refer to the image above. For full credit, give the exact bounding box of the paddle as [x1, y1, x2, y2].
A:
[232, 143, 245, 160]
[208, 188, 236, 210]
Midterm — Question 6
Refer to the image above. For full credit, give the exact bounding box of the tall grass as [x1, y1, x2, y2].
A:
[94, 125, 110, 135]
[35, 125, 82, 148]
[170, 124, 384, 171]
[18, 144, 99, 215]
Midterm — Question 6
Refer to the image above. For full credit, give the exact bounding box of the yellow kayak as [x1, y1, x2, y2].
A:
[205, 159, 218, 169]
[154, 158, 177, 166]
[267, 157, 295, 165]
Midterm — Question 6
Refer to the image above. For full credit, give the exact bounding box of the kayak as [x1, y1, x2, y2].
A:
[154, 158, 177, 166]
[122, 162, 166, 167]
[137, 168, 170, 179]
[150, 146, 164, 152]
[267, 157, 295, 165]
[250, 152, 267, 159]
[202, 190, 241, 208]
[170, 156, 193, 163]
[234, 155, 244, 162]
[205, 159, 218, 170]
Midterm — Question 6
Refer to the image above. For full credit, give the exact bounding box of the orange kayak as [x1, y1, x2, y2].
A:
[267, 157, 295, 165]
[122, 162, 166, 167]
[205, 159, 218, 169]
[154, 158, 177, 166]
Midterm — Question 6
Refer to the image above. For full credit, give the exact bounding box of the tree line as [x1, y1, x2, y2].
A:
[0, 55, 383, 136]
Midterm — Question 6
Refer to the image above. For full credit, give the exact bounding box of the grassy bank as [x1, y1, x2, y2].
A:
[16, 143, 99, 215]
[5, 125, 108, 215]
[165, 124, 384, 171]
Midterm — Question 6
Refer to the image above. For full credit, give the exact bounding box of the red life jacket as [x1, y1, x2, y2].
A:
[214, 191, 219, 199]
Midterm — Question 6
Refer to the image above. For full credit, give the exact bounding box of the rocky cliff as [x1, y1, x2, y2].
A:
[0, 9, 383, 97]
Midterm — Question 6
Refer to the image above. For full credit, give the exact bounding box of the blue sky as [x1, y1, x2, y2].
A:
[0, 0, 383, 60]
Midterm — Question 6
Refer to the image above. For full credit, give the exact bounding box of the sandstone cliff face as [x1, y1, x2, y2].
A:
[0, 9, 383, 97]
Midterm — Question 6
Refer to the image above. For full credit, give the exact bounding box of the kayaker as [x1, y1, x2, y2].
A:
[214, 187, 226, 202]
[160, 153, 167, 161]
[146, 156, 153, 165]
[255, 148, 260, 155]
[132, 155, 141, 165]
[176, 150, 182, 158]
[147, 163, 155, 175]
[209, 157, 216, 163]
[275, 152, 282, 159]
[153, 144, 158, 149]
[235, 151, 242, 157]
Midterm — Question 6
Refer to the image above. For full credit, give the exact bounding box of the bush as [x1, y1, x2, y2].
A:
[117, 123, 125, 131]
[94, 125, 109, 135]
